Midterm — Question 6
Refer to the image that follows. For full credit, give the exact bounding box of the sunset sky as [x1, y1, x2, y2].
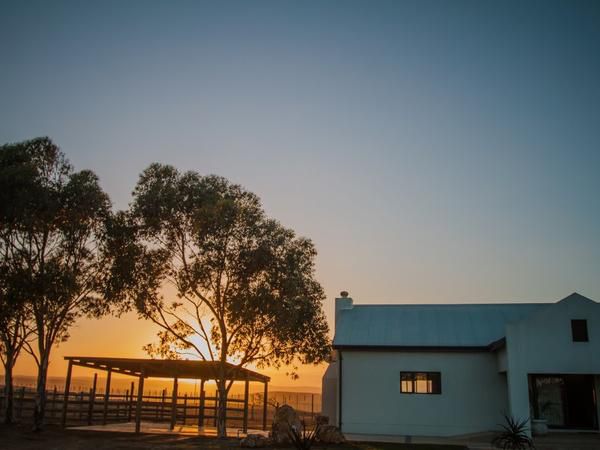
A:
[1, 1, 599, 389]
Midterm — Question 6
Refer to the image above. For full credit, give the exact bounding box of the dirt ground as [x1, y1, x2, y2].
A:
[0, 425, 467, 450]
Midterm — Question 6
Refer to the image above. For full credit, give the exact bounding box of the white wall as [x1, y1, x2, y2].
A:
[321, 361, 339, 425]
[505, 295, 600, 428]
[340, 350, 508, 436]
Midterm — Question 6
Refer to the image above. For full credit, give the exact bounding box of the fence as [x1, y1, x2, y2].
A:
[0, 384, 321, 430]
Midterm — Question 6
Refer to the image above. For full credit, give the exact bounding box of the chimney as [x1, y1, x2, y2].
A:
[335, 291, 353, 330]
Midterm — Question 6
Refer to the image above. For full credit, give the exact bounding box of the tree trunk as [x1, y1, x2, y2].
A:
[3, 354, 14, 424]
[216, 378, 228, 438]
[33, 353, 49, 431]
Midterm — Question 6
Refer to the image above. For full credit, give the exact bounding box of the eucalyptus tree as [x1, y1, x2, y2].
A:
[122, 164, 330, 437]
[0, 138, 115, 430]
[0, 262, 32, 423]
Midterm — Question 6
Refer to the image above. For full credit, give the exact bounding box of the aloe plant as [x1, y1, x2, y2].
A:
[287, 420, 321, 450]
[492, 414, 535, 450]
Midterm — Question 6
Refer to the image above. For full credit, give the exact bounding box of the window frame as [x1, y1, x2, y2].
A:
[571, 319, 589, 342]
[400, 371, 442, 395]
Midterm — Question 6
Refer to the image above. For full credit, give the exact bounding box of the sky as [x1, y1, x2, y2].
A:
[1, 0, 600, 388]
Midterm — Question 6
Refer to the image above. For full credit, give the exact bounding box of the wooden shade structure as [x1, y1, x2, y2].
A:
[61, 356, 270, 434]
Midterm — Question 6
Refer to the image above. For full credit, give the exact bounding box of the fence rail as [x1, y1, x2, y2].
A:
[0, 385, 321, 430]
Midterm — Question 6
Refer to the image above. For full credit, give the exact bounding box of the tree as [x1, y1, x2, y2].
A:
[0, 138, 114, 430]
[0, 265, 32, 424]
[0, 144, 38, 424]
[121, 164, 330, 437]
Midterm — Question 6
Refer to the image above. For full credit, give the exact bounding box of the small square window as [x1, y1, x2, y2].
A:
[571, 319, 589, 342]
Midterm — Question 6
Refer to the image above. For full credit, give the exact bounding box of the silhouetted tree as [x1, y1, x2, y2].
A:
[0, 144, 38, 424]
[0, 263, 32, 424]
[119, 164, 330, 437]
[0, 138, 114, 430]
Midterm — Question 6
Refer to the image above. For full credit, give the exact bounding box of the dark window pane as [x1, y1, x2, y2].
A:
[572, 319, 589, 342]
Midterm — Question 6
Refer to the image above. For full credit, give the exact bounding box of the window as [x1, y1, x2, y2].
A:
[571, 319, 589, 342]
[400, 372, 441, 394]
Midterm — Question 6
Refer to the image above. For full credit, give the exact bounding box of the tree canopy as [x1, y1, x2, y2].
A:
[119, 163, 330, 436]
[0, 137, 115, 429]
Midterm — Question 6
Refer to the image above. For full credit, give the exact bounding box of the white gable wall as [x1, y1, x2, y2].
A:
[505, 295, 600, 426]
[340, 350, 508, 436]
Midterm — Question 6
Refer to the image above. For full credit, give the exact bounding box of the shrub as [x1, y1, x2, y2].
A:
[287, 420, 321, 450]
[492, 414, 535, 450]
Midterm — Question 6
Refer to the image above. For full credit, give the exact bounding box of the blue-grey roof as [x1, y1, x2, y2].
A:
[333, 303, 549, 348]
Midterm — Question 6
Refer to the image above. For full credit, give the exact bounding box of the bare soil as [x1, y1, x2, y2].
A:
[0, 425, 467, 450]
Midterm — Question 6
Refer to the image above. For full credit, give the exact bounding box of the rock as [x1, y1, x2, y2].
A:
[240, 434, 269, 448]
[270, 404, 302, 444]
[315, 415, 329, 426]
[317, 425, 346, 444]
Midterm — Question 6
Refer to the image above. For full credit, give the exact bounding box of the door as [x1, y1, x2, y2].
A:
[530, 374, 598, 430]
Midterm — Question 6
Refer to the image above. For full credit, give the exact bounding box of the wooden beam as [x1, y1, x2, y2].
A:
[243, 378, 250, 433]
[61, 360, 73, 428]
[262, 381, 268, 431]
[170, 376, 178, 430]
[135, 371, 145, 433]
[102, 369, 112, 425]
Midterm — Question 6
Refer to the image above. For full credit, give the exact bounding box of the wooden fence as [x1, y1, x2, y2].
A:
[0, 385, 321, 430]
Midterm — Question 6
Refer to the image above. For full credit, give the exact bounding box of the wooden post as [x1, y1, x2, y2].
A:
[243, 378, 250, 433]
[17, 387, 25, 420]
[102, 369, 112, 425]
[51, 386, 57, 418]
[128, 381, 134, 422]
[160, 389, 166, 420]
[135, 371, 145, 433]
[78, 391, 84, 420]
[170, 376, 178, 430]
[61, 360, 73, 427]
[183, 394, 188, 424]
[198, 380, 205, 428]
[262, 381, 268, 431]
[87, 373, 98, 425]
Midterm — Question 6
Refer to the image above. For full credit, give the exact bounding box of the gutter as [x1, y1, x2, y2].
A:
[333, 340, 507, 353]
[338, 350, 343, 430]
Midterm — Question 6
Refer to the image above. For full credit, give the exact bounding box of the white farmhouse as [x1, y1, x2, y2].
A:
[322, 292, 600, 437]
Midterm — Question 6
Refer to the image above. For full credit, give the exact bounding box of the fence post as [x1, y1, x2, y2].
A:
[102, 369, 112, 425]
[262, 382, 268, 431]
[183, 394, 188, 424]
[61, 360, 73, 428]
[79, 391, 84, 421]
[87, 373, 98, 425]
[128, 382, 134, 422]
[51, 386, 57, 419]
[17, 387, 25, 420]
[135, 371, 145, 433]
[243, 378, 249, 433]
[170, 377, 178, 430]
[198, 380, 205, 428]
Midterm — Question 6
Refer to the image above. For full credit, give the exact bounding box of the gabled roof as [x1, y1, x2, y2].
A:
[333, 293, 597, 350]
[333, 301, 548, 349]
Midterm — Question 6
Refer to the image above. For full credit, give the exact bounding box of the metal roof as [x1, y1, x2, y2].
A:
[333, 302, 549, 349]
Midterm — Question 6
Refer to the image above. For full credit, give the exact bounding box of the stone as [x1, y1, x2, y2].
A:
[317, 425, 346, 444]
[240, 434, 269, 448]
[315, 415, 329, 425]
[270, 404, 302, 444]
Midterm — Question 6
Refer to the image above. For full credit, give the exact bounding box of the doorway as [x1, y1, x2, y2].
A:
[529, 374, 598, 430]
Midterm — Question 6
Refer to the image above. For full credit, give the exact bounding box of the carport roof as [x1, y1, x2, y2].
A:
[64, 356, 270, 382]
